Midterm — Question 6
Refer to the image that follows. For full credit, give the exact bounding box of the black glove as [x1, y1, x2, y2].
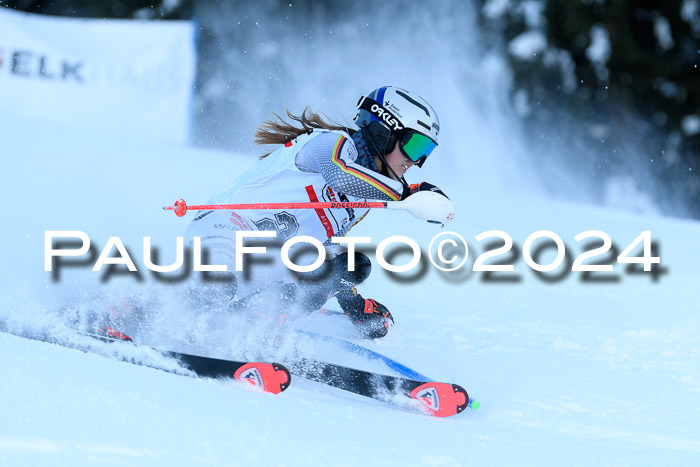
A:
[408, 182, 449, 199]
[337, 291, 394, 339]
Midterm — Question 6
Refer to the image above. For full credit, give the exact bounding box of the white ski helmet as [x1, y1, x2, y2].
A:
[354, 86, 439, 168]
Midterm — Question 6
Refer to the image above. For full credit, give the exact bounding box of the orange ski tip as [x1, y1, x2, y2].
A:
[234, 362, 291, 395]
[410, 382, 469, 417]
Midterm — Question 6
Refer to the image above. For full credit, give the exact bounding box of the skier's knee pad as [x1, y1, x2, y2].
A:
[292, 252, 371, 314]
[333, 251, 371, 287]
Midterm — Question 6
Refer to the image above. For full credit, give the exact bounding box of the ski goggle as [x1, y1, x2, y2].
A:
[398, 130, 437, 168]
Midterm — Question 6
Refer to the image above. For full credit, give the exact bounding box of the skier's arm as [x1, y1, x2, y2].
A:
[295, 132, 404, 201]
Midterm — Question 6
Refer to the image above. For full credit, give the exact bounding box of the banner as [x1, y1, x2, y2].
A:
[0, 8, 196, 144]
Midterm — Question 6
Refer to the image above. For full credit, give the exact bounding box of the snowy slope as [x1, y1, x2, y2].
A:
[2, 112, 700, 467]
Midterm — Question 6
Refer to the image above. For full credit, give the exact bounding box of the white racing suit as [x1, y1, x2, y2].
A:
[183, 129, 404, 325]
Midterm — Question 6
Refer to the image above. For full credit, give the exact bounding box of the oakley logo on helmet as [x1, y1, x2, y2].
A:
[370, 103, 404, 132]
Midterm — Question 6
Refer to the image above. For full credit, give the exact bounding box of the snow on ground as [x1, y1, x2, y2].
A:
[1, 112, 700, 466]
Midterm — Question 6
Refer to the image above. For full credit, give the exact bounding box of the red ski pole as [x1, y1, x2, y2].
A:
[162, 199, 387, 217]
[163, 191, 455, 225]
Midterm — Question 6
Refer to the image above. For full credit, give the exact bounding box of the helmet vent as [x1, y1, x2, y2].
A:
[417, 120, 431, 131]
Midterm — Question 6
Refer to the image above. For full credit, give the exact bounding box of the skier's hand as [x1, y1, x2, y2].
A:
[401, 182, 454, 225]
[409, 182, 449, 200]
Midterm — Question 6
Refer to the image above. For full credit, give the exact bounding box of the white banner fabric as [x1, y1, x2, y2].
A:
[0, 8, 196, 144]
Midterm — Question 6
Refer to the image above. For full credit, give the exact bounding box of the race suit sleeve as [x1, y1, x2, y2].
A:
[295, 132, 404, 201]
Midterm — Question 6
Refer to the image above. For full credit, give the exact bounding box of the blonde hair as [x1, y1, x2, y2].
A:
[255, 107, 356, 158]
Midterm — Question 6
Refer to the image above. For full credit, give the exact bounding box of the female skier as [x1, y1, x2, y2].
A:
[184, 86, 448, 339]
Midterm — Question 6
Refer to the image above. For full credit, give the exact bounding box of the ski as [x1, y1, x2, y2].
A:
[1, 327, 291, 395]
[84, 331, 292, 395]
[90, 331, 473, 415]
[288, 358, 471, 417]
[3, 324, 473, 413]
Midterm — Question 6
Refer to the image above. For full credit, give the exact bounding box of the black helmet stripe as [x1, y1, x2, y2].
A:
[396, 89, 430, 117]
[416, 120, 431, 131]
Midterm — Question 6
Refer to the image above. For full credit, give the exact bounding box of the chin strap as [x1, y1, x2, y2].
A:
[359, 126, 410, 197]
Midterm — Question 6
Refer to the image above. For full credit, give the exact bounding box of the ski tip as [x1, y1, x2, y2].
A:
[469, 398, 480, 410]
[410, 382, 469, 417]
[234, 362, 291, 395]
